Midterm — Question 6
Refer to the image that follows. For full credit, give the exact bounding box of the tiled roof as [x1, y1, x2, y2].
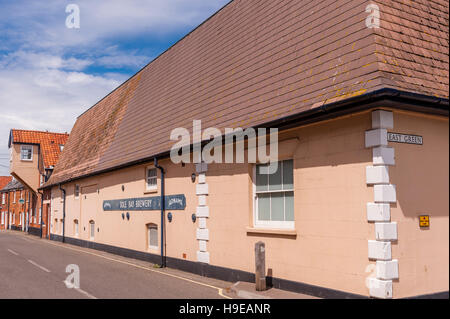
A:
[1, 179, 24, 192]
[46, 0, 449, 187]
[10, 130, 69, 168]
[0, 176, 12, 191]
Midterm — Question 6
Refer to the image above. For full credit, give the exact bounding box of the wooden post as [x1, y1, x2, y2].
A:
[255, 241, 266, 291]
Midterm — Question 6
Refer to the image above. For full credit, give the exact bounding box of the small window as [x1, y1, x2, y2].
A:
[74, 219, 79, 237]
[54, 218, 58, 233]
[146, 167, 158, 191]
[74, 185, 80, 199]
[2, 193, 5, 205]
[59, 145, 64, 152]
[13, 192, 16, 203]
[147, 224, 158, 250]
[20, 145, 33, 161]
[1, 212, 4, 225]
[89, 220, 95, 240]
[254, 160, 294, 229]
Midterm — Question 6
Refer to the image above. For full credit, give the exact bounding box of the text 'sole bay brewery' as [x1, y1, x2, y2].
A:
[42, 0, 449, 299]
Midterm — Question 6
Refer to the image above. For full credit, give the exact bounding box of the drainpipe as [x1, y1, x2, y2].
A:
[37, 189, 44, 238]
[59, 184, 66, 243]
[154, 157, 165, 268]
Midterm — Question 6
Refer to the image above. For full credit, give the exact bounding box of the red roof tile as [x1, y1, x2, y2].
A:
[11, 130, 69, 168]
[0, 176, 12, 190]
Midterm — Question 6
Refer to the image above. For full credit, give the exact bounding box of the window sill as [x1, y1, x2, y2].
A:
[246, 227, 297, 237]
[144, 189, 158, 195]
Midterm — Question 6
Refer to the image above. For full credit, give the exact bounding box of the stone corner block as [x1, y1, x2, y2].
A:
[197, 251, 210, 263]
[376, 259, 399, 280]
[369, 278, 393, 299]
[372, 110, 394, 130]
[368, 240, 392, 260]
[367, 203, 391, 222]
[366, 166, 390, 185]
[365, 129, 388, 148]
[375, 222, 398, 241]
[374, 184, 397, 203]
[373, 147, 395, 166]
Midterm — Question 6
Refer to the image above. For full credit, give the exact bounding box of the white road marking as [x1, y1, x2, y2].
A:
[7, 249, 19, 256]
[62, 280, 97, 299]
[28, 259, 51, 273]
[75, 287, 97, 299]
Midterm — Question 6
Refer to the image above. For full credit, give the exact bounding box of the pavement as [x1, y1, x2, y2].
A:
[0, 230, 317, 299]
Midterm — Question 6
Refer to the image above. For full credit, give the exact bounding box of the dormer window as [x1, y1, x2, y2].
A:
[59, 145, 64, 152]
[20, 145, 33, 161]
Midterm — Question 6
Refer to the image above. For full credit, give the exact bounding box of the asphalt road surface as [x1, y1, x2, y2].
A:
[0, 231, 232, 299]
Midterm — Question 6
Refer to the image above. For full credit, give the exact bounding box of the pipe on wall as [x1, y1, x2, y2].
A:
[59, 184, 66, 243]
[154, 157, 166, 268]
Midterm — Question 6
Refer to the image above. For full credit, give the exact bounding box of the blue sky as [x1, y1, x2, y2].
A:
[0, 0, 230, 175]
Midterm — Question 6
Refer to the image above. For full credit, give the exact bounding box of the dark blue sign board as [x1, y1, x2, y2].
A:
[103, 194, 186, 211]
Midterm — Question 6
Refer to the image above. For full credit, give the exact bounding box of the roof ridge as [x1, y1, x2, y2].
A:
[11, 129, 69, 135]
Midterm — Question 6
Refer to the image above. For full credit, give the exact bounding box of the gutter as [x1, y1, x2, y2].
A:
[154, 157, 166, 268]
[40, 88, 449, 189]
[59, 184, 66, 243]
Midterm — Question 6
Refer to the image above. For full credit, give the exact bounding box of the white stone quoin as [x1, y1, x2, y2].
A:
[375, 222, 398, 241]
[365, 129, 388, 148]
[376, 260, 399, 280]
[196, 183, 209, 196]
[368, 240, 392, 260]
[367, 203, 391, 222]
[374, 184, 397, 203]
[196, 206, 210, 218]
[197, 251, 210, 264]
[366, 166, 390, 184]
[196, 228, 209, 241]
[198, 217, 207, 229]
[372, 110, 394, 129]
[198, 240, 207, 252]
[369, 278, 393, 299]
[198, 195, 207, 206]
[373, 147, 395, 166]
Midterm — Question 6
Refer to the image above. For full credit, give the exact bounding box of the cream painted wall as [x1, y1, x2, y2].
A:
[389, 111, 449, 298]
[49, 110, 449, 297]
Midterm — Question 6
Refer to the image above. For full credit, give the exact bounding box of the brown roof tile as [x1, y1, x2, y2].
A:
[46, 0, 449, 187]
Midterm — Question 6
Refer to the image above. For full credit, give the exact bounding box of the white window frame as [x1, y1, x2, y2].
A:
[1, 212, 4, 225]
[145, 167, 158, 192]
[20, 145, 33, 161]
[147, 224, 158, 250]
[13, 191, 16, 203]
[253, 160, 295, 230]
[2, 193, 5, 205]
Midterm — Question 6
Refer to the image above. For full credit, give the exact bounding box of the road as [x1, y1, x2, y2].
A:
[0, 231, 232, 299]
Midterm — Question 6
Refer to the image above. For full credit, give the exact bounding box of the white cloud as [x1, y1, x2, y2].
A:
[0, 0, 230, 176]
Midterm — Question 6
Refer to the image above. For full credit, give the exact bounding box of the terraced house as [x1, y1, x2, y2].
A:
[42, 0, 448, 298]
[7, 129, 69, 237]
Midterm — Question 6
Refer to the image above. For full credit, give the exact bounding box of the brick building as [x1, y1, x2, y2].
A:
[1, 179, 33, 231]
[7, 130, 69, 236]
